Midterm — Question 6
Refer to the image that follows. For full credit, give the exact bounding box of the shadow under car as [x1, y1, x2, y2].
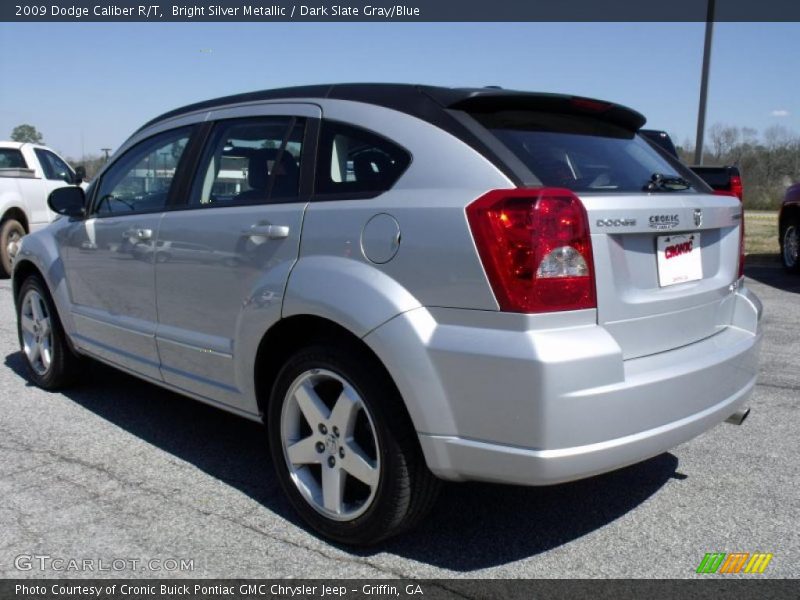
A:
[5, 351, 680, 570]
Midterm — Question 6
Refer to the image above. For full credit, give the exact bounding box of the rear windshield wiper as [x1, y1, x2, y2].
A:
[644, 172, 692, 192]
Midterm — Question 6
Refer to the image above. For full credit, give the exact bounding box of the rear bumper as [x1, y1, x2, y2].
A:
[364, 285, 762, 485]
[419, 373, 755, 485]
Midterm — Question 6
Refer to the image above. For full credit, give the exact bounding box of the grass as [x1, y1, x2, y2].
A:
[744, 210, 780, 265]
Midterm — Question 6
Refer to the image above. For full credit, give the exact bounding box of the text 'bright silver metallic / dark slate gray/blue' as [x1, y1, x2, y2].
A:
[12, 84, 762, 545]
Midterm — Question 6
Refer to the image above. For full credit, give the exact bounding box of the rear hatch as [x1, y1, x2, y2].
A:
[462, 102, 743, 359]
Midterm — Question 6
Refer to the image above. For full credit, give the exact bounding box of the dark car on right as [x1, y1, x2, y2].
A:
[779, 183, 800, 272]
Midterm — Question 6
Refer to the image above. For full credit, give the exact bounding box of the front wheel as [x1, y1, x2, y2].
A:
[267, 343, 440, 545]
[17, 275, 82, 390]
[782, 221, 800, 273]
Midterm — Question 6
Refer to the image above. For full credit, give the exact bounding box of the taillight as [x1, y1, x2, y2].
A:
[729, 175, 745, 278]
[466, 188, 596, 313]
[730, 175, 743, 202]
[712, 175, 743, 202]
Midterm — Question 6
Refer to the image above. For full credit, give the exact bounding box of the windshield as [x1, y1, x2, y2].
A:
[472, 110, 701, 193]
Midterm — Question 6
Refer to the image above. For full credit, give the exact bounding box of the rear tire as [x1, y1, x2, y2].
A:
[1, 218, 26, 278]
[781, 220, 800, 273]
[267, 342, 440, 545]
[16, 275, 83, 390]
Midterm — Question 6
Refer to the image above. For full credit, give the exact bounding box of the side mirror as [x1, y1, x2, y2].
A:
[74, 166, 86, 184]
[48, 186, 86, 218]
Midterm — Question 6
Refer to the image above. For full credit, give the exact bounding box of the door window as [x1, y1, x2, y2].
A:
[190, 117, 304, 207]
[34, 148, 75, 183]
[315, 121, 410, 197]
[94, 128, 193, 215]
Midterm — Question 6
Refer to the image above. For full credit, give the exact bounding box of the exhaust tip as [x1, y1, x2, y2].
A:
[725, 408, 750, 426]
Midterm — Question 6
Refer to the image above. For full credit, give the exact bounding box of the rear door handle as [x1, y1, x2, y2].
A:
[244, 224, 290, 239]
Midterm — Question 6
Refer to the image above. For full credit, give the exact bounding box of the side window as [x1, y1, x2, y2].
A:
[34, 149, 74, 182]
[190, 117, 304, 207]
[0, 149, 27, 169]
[94, 128, 192, 216]
[315, 121, 410, 197]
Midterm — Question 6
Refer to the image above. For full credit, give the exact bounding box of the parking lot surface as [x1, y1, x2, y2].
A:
[0, 266, 798, 579]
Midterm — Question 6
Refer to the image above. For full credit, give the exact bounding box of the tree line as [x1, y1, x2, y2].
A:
[676, 123, 799, 210]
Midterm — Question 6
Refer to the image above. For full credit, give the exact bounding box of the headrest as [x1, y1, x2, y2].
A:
[247, 149, 298, 190]
[352, 150, 392, 183]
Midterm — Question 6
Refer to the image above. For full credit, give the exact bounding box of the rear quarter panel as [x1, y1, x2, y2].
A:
[283, 99, 512, 331]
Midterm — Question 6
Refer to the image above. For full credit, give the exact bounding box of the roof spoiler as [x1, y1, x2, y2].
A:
[424, 87, 647, 131]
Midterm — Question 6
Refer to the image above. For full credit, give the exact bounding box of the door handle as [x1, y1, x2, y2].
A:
[124, 228, 152, 241]
[244, 224, 290, 240]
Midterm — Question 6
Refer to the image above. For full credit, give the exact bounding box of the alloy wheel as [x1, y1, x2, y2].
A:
[280, 369, 380, 521]
[6, 229, 22, 264]
[784, 225, 799, 268]
[20, 289, 53, 376]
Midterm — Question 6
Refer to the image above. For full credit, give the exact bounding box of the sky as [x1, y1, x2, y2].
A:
[0, 21, 797, 159]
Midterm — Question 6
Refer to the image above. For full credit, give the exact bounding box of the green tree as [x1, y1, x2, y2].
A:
[10, 124, 44, 144]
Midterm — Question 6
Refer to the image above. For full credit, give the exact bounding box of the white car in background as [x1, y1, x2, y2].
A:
[0, 141, 86, 276]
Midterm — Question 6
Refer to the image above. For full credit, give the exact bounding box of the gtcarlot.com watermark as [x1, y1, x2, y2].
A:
[14, 554, 194, 573]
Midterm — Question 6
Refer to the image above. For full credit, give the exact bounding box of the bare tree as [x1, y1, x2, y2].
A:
[708, 123, 740, 160]
[764, 125, 791, 149]
[741, 127, 758, 146]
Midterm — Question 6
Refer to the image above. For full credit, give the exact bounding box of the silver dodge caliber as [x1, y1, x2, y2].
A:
[13, 84, 762, 544]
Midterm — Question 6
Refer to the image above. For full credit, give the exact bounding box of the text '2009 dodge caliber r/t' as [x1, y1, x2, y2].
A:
[14, 84, 762, 545]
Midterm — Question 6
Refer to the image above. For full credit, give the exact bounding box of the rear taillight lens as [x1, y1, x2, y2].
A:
[730, 175, 744, 202]
[466, 188, 596, 313]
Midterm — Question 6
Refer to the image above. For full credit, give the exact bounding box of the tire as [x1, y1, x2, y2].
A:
[781, 220, 800, 273]
[0, 218, 26, 278]
[16, 275, 83, 390]
[267, 342, 440, 545]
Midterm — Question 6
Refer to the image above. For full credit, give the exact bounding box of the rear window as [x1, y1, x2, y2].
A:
[471, 111, 700, 194]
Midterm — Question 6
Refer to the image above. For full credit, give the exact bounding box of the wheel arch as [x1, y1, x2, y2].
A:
[12, 258, 43, 308]
[779, 203, 800, 237]
[253, 314, 401, 420]
[11, 229, 78, 344]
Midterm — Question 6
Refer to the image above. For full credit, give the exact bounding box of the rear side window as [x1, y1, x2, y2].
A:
[0, 148, 27, 169]
[471, 111, 700, 194]
[315, 121, 410, 197]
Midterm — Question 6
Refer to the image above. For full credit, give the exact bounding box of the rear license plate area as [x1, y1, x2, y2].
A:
[656, 233, 702, 287]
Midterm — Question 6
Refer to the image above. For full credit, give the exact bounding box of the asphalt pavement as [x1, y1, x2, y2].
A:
[0, 265, 798, 579]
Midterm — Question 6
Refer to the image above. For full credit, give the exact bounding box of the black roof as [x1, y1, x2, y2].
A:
[138, 83, 647, 132]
